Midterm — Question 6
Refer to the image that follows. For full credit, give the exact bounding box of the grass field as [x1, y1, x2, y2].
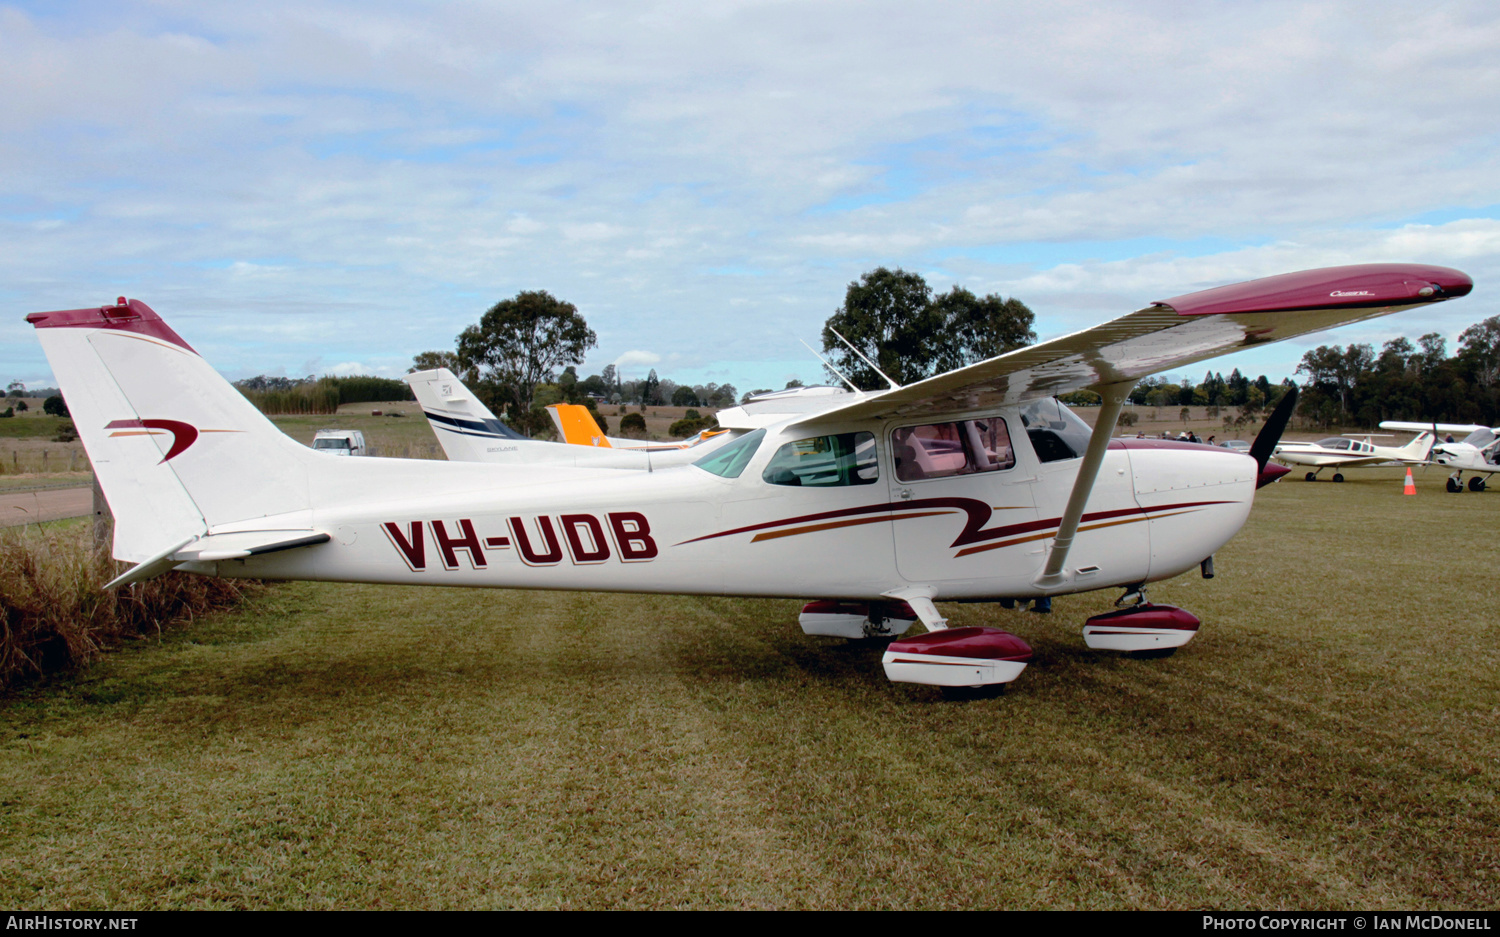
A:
[1, 467, 1496, 909]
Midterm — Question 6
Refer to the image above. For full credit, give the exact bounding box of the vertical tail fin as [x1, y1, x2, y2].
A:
[1399, 431, 1435, 461]
[547, 403, 612, 448]
[405, 368, 529, 462]
[28, 299, 315, 562]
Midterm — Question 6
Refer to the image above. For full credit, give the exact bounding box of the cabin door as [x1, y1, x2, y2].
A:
[886, 415, 1039, 589]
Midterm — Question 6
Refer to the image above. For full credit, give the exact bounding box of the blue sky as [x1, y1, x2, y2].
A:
[3, 0, 1498, 396]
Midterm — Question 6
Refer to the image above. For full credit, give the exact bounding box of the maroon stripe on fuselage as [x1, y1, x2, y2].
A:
[677, 497, 1235, 550]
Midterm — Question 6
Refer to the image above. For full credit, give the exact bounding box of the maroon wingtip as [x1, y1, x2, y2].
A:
[1157, 264, 1472, 317]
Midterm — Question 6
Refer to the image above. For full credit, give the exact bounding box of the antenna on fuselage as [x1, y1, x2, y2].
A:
[828, 327, 901, 390]
[799, 339, 862, 395]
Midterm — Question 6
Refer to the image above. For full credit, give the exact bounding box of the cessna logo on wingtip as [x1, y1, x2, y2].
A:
[104, 419, 240, 463]
[1329, 290, 1374, 296]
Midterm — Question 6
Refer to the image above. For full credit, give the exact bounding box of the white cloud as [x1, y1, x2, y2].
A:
[613, 350, 661, 370]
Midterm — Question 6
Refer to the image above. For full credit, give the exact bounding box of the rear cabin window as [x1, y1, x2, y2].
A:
[891, 418, 1015, 482]
[763, 432, 878, 487]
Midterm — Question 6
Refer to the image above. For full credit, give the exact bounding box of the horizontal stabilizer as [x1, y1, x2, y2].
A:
[102, 530, 330, 589]
[102, 537, 198, 591]
[172, 530, 331, 562]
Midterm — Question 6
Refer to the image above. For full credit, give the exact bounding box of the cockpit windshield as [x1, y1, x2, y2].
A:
[1461, 428, 1498, 449]
[693, 428, 764, 478]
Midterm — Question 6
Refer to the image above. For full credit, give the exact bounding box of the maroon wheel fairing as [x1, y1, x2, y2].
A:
[1083, 603, 1201, 632]
[886, 626, 1033, 662]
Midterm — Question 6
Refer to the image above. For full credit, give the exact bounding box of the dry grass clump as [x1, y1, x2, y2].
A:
[0, 523, 259, 686]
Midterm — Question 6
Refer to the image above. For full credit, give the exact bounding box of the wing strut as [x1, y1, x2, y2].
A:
[1034, 381, 1137, 590]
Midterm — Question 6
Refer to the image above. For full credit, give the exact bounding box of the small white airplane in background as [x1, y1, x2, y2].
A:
[405, 367, 732, 468]
[28, 262, 1473, 694]
[1272, 431, 1437, 482]
[1380, 421, 1500, 491]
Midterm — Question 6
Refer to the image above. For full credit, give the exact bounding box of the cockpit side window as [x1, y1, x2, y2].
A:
[763, 432, 878, 487]
[891, 418, 1015, 482]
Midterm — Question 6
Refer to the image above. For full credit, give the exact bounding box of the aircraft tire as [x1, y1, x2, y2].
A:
[1470, 477, 1486, 492]
[1129, 647, 1179, 660]
[1332, 473, 1344, 483]
[1447, 478, 1463, 493]
[941, 684, 1006, 701]
[1305, 472, 1317, 481]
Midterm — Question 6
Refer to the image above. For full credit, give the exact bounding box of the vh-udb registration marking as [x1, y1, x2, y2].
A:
[381, 512, 658, 571]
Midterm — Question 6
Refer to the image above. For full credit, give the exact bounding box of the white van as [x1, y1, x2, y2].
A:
[312, 429, 367, 457]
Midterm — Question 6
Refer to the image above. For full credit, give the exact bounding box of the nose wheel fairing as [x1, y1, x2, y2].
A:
[1082, 602, 1201, 654]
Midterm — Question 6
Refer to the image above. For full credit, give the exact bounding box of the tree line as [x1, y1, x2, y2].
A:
[233, 374, 415, 415]
[1291, 316, 1500, 429]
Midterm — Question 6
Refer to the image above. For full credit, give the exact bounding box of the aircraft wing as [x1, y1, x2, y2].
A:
[786, 264, 1471, 430]
[1379, 421, 1490, 434]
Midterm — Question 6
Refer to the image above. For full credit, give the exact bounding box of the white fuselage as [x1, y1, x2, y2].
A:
[189, 416, 1257, 602]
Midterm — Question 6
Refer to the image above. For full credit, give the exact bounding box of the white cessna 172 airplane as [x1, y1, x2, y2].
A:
[1379, 421, 1500, 491]
[1271, 430, 1437, 482]
[27, 263, 1473, 692]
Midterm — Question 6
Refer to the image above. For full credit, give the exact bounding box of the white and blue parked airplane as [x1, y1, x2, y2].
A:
[405, 367, 732, 468]
[27, 263, 1473, 692]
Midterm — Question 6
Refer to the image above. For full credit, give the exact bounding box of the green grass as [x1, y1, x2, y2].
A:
[0, 415, 71, 440]
[0, 468, 1496, 909]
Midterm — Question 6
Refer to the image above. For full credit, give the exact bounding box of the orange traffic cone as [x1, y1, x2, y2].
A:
[1403, 468, 1416, 495]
